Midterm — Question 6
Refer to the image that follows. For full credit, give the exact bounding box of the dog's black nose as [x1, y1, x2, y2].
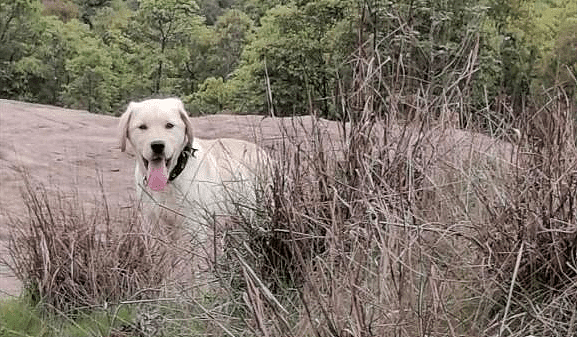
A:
[150, 141, 165, 154]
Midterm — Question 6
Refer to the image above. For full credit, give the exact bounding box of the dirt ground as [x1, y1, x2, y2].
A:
[0, 99, 344, 297]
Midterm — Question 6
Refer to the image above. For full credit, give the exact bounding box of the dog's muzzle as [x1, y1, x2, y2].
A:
[143, 141, 172, 191]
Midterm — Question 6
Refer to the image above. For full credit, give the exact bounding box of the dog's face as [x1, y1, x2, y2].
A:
[119, 98, 193, 191]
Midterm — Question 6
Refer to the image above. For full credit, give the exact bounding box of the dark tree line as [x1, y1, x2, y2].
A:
[1, 0, 575, 126]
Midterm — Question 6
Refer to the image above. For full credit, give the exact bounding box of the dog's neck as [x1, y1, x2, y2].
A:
[168, 145, 197, 182]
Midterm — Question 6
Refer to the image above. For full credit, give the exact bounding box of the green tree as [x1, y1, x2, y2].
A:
[513, 0, 577, 99]
[482, 0, 577, 114]
[61, 20, 116, 112]
[183, 9, 253, 110]
[0, 1, 79, 105]
[197, 0, 235, 25]
[131, 0, 203, 95]
[186, 76, 232, 114]
[0, 0, 43, 99]
[0, 0, 39, 43]
[232, 0, 287, 23]
[230, 1, 352, 116]
[76, 0, 112, 28]
[546, 20, 577, 98]
[92, 0, 152, 107]
[184, 24, 219, 93]
[19, 16, 72, 104]
[214, 9, 253, 78]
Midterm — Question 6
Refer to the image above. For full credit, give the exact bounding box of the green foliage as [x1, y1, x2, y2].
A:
[131, 0, 203, 95]
[231, 1, 353, 116]
[214, 9, 254, 78]
[0, 0, 43, 99]
[491, 0, 577, 108]
[198, 0, 235, 25]
[61, 20, 117, 112]
[0, 1, 123, 111]
[90, 0, 155, 107]
[75, 0, 112, 28]
[0, 298, 44, 336]
[0, 0, 40, 43]
[185, 24, 220, 93]
[0, 297, 136, 337]
[547, 19, 577, 97]
[0, 0, 574, 116]
[184, 9, 253, 97]
[186, 76, 233, 114]
[233, 0, 287, 22]
[525, 1, 577, 98]
[52, 306, 135, 337]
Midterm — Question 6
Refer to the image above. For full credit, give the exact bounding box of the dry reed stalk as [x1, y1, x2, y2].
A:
[4, 169, 169, 313]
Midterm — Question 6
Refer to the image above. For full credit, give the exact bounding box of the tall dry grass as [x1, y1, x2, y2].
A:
[3, 95, 575, 336]
[477, 90, 577, 336]
[4, 169, 169, 313]
[223, 13, 576, 336]
[227, 94, 575, 337]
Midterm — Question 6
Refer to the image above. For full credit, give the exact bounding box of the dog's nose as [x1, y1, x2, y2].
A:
[150, 141, 165, 154]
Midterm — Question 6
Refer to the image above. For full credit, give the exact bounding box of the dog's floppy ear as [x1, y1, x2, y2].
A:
[118, 102, 134, 152]
[177, 100, 193, 148]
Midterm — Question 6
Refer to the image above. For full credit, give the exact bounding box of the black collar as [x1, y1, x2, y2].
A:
[168, 145, 197, 181]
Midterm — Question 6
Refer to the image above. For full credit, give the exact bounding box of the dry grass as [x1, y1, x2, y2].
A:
[3, 92, 575, 336]
[3, 169, 169, 313]
[230, 116, 493, 336]
[220, 33, 576, 336]
[224, 94, 575, 337]
[478, 91, 577, 336]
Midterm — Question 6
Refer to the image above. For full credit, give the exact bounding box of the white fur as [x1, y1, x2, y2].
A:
[118, 98, 269, 244]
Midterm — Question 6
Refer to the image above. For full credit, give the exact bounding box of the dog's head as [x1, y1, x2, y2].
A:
[119, 98, 193, 191]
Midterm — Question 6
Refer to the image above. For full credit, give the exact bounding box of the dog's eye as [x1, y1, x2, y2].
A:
[165, 122, 174, 129]
[138, 124, 148, 130]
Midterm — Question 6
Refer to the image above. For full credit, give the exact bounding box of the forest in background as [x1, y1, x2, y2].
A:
[1, 0, 576, 124]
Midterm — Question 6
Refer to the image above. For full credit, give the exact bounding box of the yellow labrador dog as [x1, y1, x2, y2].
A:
[118, 98, 268, 246]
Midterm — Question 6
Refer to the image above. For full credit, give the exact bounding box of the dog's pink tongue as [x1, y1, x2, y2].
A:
[147, 160, 168, 191]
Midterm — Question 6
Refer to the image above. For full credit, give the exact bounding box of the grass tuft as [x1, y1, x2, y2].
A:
[4, 170, 167, 314]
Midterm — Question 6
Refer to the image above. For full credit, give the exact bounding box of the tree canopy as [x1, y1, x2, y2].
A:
[0, 0, 575, 122]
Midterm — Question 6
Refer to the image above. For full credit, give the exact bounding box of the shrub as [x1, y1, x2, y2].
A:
[186, 76, 233, 115]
